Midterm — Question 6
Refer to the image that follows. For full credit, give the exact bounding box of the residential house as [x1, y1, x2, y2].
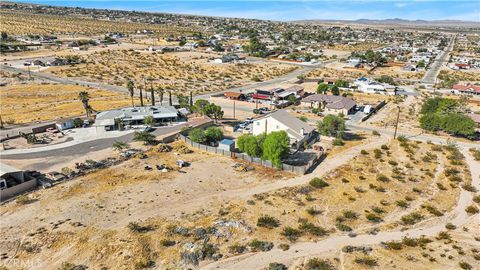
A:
[224, 92, 246, 100]
[354, 77, 396, 94]
[252, 109, 315, 149]
[301, 94, 356, 115]
[94, 106, 179, 131]
[55, 118, 75, 131]
[452, 84, 480, 95]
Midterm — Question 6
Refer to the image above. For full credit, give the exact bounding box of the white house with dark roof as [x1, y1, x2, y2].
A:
[252, 109, 315, 148]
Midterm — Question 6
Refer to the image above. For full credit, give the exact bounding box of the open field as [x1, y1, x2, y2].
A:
[0, 137, 470, 269]
[45, 50, 297, 94]
[438, 69, 480, 85]
[306, 62, 424, 82]
[0, 10, 194, 36]
[0, 83, 135, 124]
[0, 141, 294, 269]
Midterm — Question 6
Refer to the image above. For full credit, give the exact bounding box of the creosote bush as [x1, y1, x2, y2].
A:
[309, 178, 329, 189]
[257, 215, 280, 229]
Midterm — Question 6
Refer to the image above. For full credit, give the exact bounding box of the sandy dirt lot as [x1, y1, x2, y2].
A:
[0, 83, 136, 124]
[44, 50, 297, 95]
[1, 134, 470, 270]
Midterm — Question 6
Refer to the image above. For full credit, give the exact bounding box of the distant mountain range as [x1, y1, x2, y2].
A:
[294, 18, 480, 27]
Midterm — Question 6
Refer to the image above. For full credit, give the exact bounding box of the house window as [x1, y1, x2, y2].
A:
[276, 125, 279, 129]
[257, 122, 260, 126]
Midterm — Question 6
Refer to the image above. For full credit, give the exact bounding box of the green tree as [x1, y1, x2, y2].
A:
[204, 126, 223, 143]
[417, 60, 426, 68]
[334, 79, 349, 88]
[437, 99, 459, 114]
[441, 113, 476, 137]
[78, 91, 93, 117]
[317, 83, 330, 94]
[376, 75, 395, 85]
[330, 85, 340, 95]
[421, 97, 442, 114]
[133, 131, 155, 145]
[419, 113, 443, 131]
[73, 118, 84, 128]
[188, 128, 206, 143]
[177, 93, 190, 108]
[127, 80, 135, 107]
[143, 115, 155, 126]
[262, 131, 290, 168]
[193, 99, 210, 115]
[237, 134, 262, 157]
[317, 114, 345, 139]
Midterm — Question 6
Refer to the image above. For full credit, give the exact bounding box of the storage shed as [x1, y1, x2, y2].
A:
[218, 139, 235, 152]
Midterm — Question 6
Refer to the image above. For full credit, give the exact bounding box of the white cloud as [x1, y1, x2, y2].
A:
[395, 3, 408, 8]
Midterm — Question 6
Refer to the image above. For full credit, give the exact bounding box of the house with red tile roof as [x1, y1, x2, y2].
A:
[452, 84, 480, 95]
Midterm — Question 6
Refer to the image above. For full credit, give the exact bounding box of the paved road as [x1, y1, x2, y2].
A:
[1, 64, 129, 94]
[420, 36, 455, 85]
[0, 121, 197, 160]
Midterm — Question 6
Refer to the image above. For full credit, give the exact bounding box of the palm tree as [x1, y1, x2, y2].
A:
[112, 141, 129, 152]
[150, 86, 155, 106]
[168, 91, 172, 106]
[127, 80, 135, 107]
[78, 91, 92, 117]
[139, 85, 144, 107]
[159, 88, 164, 105]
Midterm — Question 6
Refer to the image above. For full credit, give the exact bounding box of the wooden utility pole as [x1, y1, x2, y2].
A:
[233, 100, 236, 119]
[393, 106, 400, 139]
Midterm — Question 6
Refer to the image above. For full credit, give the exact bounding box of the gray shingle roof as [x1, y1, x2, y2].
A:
[302, 94, 356, 111]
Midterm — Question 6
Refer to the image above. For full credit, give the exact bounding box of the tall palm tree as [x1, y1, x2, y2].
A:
[78, 91, 92, 117]
[168, 91, 172, 106]
[159, 88, 164, 105]
[127, 80, 135, 107]
[150, 86, 155, 106]
[139, 85, 144, 107]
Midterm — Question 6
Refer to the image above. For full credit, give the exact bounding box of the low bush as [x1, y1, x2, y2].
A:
[465, 205, 479, 215]
[401, 212, 424, 225]
[267, 263, 288, 270]
[298, 222, 328, 236]
[127, 222, 153, 233]
[343, 210, 359, 220]
[160, 239, 175, 247]
[305, 258, 335, 270]
[306, 207, 322, 216]
[382, 241, 403, 250]
[335, 223, 352, 232]
[248, 239, 273, 252]
[366, 213, 382, 223]
[309, 178, 329, 189]
[354, 255, 378, 266]
[257, 215, 280, 229]
[281, 227, 303, 242]
[228, 243, 246, 254]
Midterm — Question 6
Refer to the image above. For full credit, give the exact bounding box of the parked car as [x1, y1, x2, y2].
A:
[46, 171, 66, 182]
[141, 125, 154, 132]
[38, 178, 52, 189]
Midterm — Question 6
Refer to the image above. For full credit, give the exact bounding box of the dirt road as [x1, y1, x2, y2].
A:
[202, 146, 480, 270]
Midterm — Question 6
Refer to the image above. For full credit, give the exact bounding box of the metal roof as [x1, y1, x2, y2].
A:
[0, 163, 21, 176]
[95, 106, 178, 122]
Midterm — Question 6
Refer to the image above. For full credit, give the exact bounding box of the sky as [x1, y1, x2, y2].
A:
[15, 0, 480, 22]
